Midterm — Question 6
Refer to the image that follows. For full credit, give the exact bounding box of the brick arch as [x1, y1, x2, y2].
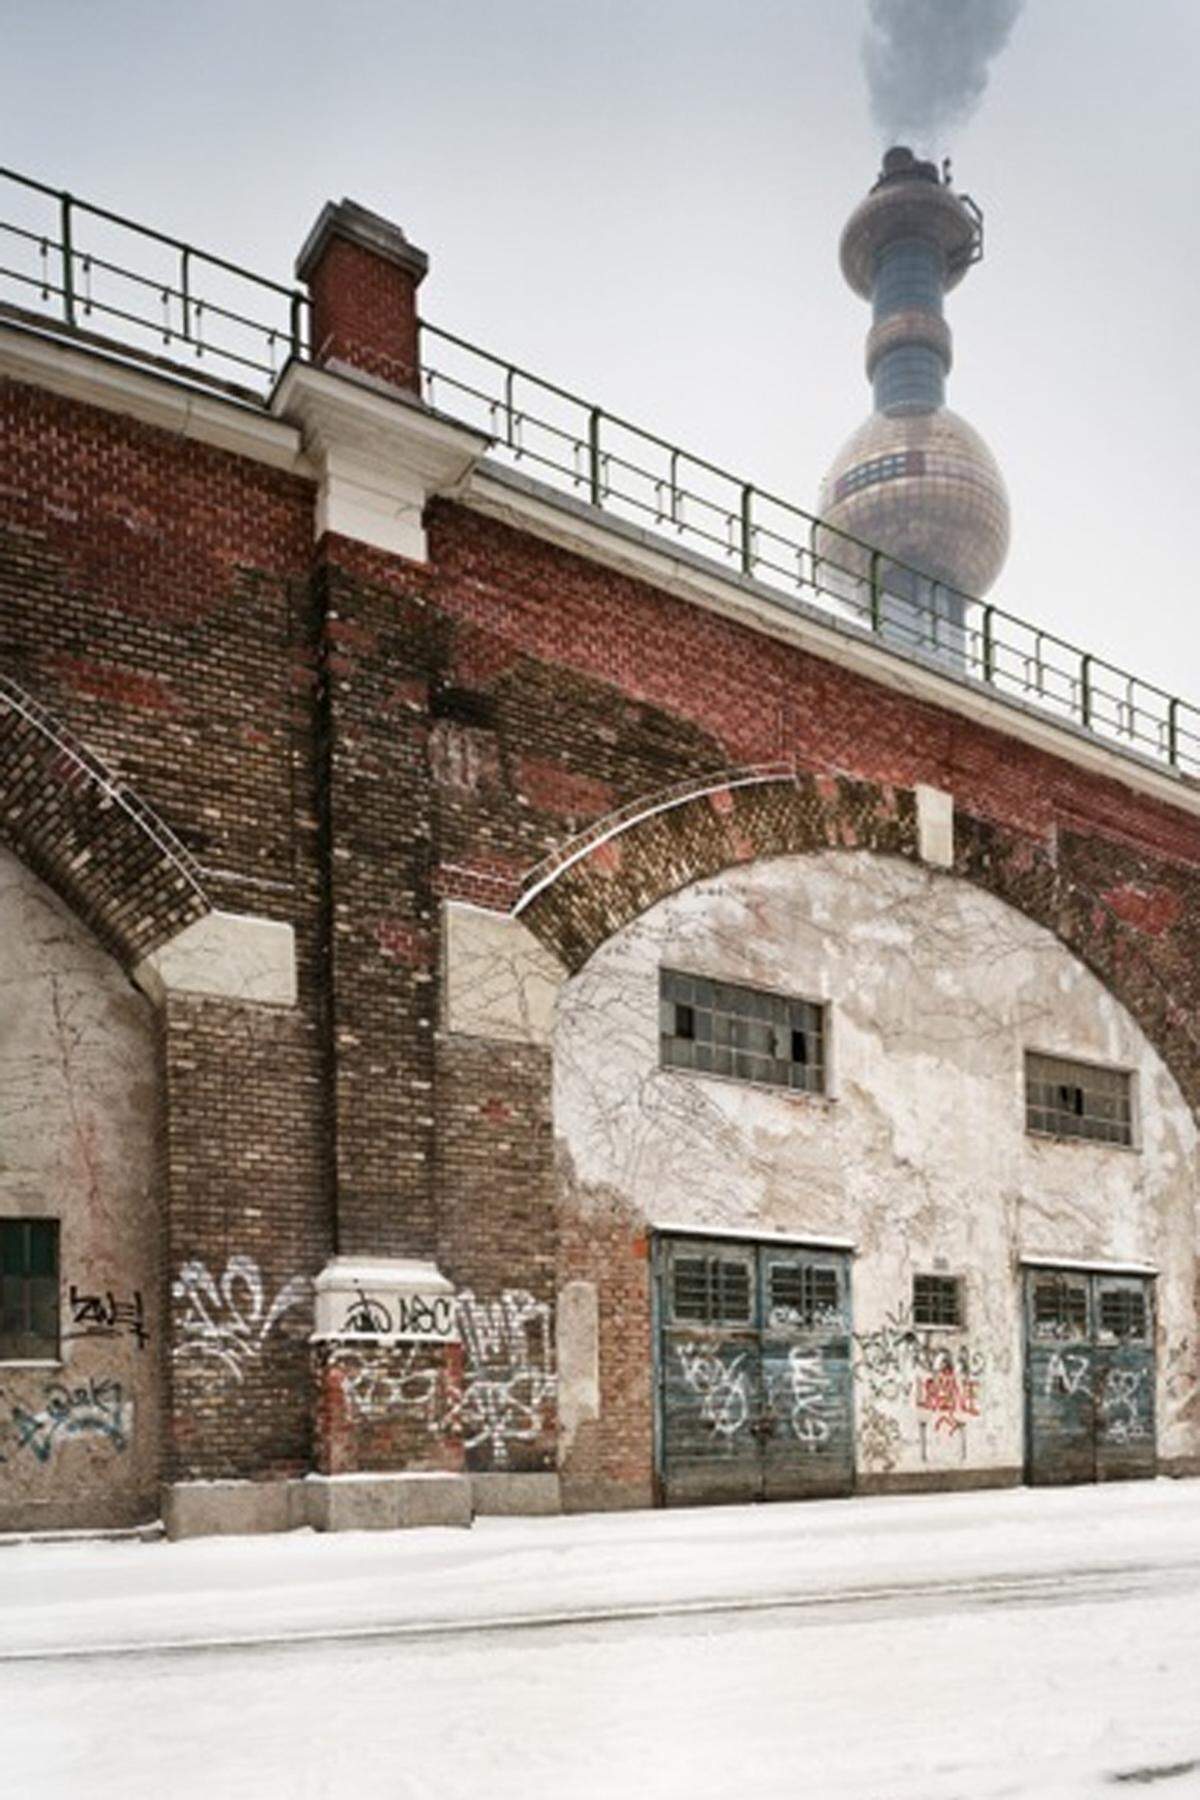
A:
[515, 766, 1200, 1119]
[0, 672, 210, 971]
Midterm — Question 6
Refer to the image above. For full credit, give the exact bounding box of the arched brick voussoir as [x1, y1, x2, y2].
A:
[514, 765, 1200, 1125]
[514, 767, 919, 973]
[0, 673, 209, 970]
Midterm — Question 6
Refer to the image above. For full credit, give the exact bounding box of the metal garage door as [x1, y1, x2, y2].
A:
[655, 1235, 854, 1506]
[1024, 1266, 1156, 1486]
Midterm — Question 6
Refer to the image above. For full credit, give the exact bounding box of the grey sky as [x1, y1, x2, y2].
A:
[6, 2, 1200, 704]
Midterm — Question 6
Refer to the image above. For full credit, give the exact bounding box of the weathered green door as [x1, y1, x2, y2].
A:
[1024, 1267, 1155, 1486]
[656, 1235, 854, 1506]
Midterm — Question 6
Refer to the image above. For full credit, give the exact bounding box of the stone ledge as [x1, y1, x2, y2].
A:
[163, 1473, 474, 1536]
[470, 1472, 562, 1516]
[855, 1466, 1023, 1497]
[305, 1472, 471, 1532]
[162, 1478, 307, 1540]
[133, 909, 297, 1008]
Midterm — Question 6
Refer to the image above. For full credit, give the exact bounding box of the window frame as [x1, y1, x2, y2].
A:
[911, 1272, 965, 1331]
[1024, 1049, 1138, 1150]
[659, 968, 830, 1099]
[0, 1217, 62, 1365]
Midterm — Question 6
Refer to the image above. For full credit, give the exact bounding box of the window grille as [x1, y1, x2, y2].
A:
[912, 1273, 962, 1328]
[0, 1219, 60, 1360]
[1098, 1287, 1150, 1343]
[660, 970, 826, 1094]
[1031, 1275, 1089, 1341]
[671, 1255, 752, 1326]
[769, 1262, 841, 1327]
[1025, 1053, 1133, 1146]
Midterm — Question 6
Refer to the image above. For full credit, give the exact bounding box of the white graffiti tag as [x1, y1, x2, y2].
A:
[331, 1288, 557, 1469]
[1045, 1351, 1092, 1399]
[676, 1343, 751, 1438]
[1101, 1367, 1152, 1444]
[173, 1255, 311, 1383]
[780, 1347, 831, 1447]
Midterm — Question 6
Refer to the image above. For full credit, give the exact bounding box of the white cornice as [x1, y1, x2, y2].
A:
[0, 320, 308, 474]
[462, 462, 1200, 827]
[270, 361, 489, 558]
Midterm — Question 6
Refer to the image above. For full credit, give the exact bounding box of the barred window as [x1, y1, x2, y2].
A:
[0, 1219, 60, 1360]
[1031, 1274, 1089, 1342]
[769, 1262, 842, 1328]
[912, 1273, 962, 1328]
[671, 1255, 752, 1326]
[1098, 1286, 1150, 1344]
[1025, 1053, 1133, 1146]
[660, 970, 826, 1094]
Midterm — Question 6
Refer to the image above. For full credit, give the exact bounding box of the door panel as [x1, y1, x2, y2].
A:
[1025, 1269, 1155, 1487]
[1094, 1276, 1156, 1482]
[657, 1236, 853, 1506]
[759, 1250, 854, 1500]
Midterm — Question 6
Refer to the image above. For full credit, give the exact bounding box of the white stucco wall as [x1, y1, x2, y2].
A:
[0, 848, 161, 1528]
[553, 851, 1199, 1481]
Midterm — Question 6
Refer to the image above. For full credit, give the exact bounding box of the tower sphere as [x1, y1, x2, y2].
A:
[816, 147, 1010, 632]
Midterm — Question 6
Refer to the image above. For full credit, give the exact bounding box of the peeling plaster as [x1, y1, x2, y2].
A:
[552, 851, 1199, 1478]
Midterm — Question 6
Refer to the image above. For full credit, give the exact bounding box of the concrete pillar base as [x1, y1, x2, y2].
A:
[470, 1471, 562, 1516]
[163, 1472, 472, 1537]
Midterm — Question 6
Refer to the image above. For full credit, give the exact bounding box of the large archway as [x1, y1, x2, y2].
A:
[544, 834, 1198, 1505]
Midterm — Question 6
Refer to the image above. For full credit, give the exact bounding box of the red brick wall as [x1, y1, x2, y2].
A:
[307, 238, 421, 391]
[5, 356, 1200, 1514]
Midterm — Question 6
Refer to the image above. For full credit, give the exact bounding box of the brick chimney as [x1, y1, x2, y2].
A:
[295, 199, 428, 394]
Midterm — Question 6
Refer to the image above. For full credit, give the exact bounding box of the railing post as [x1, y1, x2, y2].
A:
[981, 605, 995, 684]
[740, 485, 754, 577]
[869, 549, 882, 634]
[588, 407, 603, 508]
[1168, 697, 1179, 768]
[1080, 653, 1092, 730]
[60, 192, 75, 329]
[504, 365, 516, 449]
[180, 246, 191, 342]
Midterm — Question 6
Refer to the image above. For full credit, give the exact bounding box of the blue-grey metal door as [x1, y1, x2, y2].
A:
[1024, 1267, 1155, 1486]
[655, 1235, 854, 1506]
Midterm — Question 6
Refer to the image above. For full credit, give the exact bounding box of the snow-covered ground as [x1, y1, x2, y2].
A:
[5, 1480, 1200, 1797]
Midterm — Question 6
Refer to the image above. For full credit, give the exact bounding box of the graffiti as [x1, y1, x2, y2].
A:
[453, 1290, 555, 1464]
[340, 1289, 457, 1341]
[855, 1307, 987, 1401]
[859, 1404, 903, 1473]
[173, 1255, 310, 1383]
[64, 1284, 148, 1349]
[768, 1304, 842, 1332]
[778, 1347, 832, 1447]
[342, 1289, 393, 1335]
[2, 1377, 129, 1464]
[915, 1359, 981, 1435]
[677, 1343, 752, 1438]
[1045, 1350, 1092, 1399]
[332, 1287, 557, 1468]
[1101, 1367, 1152, 1444]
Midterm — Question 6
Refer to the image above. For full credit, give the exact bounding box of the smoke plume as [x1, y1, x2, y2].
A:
[863, 0, 1023, 149]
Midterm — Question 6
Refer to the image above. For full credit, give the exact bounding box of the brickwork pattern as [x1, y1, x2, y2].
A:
[307, 238, 421, 392]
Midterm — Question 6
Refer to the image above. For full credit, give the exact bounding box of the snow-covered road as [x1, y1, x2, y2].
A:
[5, 1481, 1200, 1797]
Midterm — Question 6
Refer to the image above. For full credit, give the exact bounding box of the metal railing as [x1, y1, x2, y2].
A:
[0, 168, 308, 388]
[1, 165, 1197, 783]
[418, 324, 1200, 781]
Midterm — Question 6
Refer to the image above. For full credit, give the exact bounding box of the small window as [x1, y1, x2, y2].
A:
[672, 1255, 752, 1326]
[660, 970, 826, 1094]
[912, 1273, 962, 1328]
[0, 1219, 60, 1360]
[1031, 1274, 1089, 1342]
[1025, 1053, 1133, 1146]
[1098, 1287, 1150, 1344]
[769, 1262, 842, 1328]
